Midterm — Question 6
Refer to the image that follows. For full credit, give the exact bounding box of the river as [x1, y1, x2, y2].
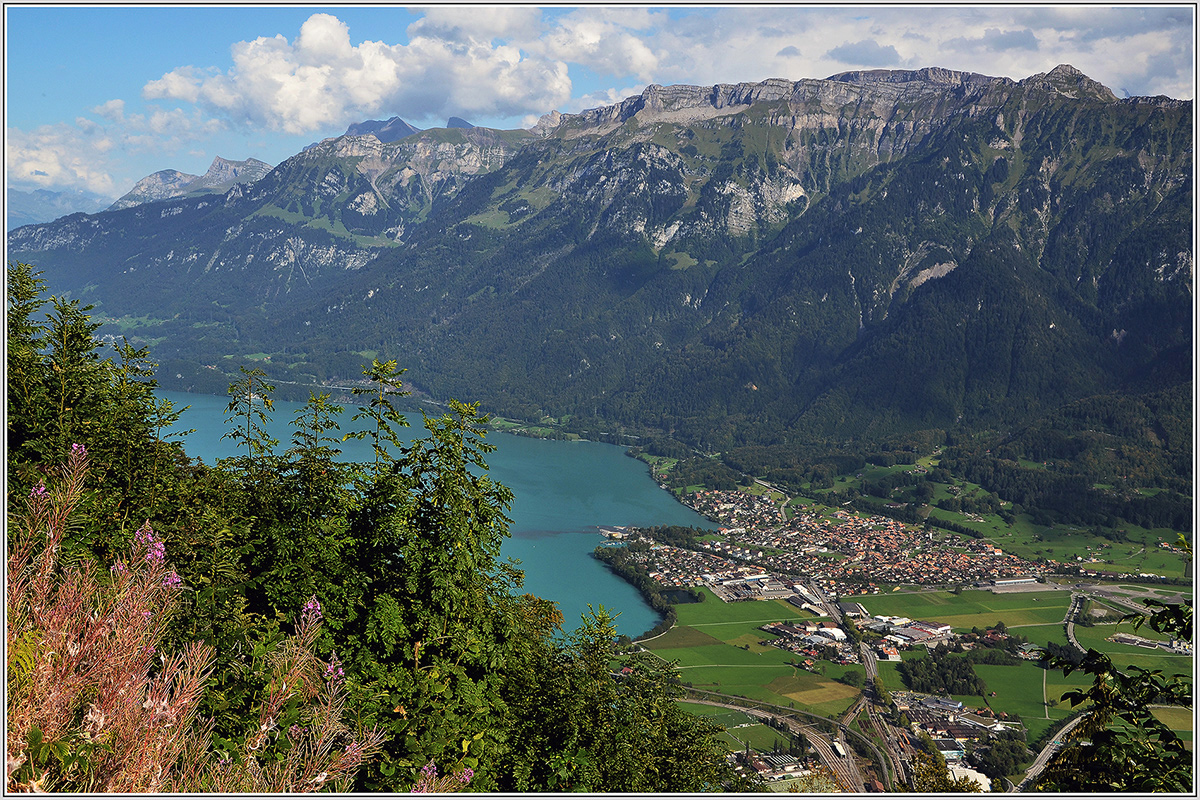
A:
[158, 391, 714, 636]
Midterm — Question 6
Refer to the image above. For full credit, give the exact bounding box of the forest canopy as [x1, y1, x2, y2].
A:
[5, 261, 744, 793]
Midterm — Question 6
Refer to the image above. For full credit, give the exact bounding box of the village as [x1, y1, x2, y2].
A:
[599, 485, 1189, 790]
[603, 488, 1046, 603]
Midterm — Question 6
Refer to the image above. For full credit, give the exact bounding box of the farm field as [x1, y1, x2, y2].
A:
[677, 702, 799, 750]
[666, 580, 1191, 758]
[649, 591, 859, 715]
[857, 589, 1071, 630]
[1150, 706, 1194, 743]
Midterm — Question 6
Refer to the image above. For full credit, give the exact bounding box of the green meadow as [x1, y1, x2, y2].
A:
[857, 589, 1071, 630]
[667, 584, 1191, 748]
[677, 700, 789, 752]
[648, 589, 858, 715]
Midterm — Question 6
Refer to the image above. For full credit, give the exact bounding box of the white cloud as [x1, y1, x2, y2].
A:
[144, 65, 205, 104]
[92, 99, 126, 122]
[7, 123, 120, 194]
[532, 8, 666, 81]
[142, 12, 573, 134]
[7, 106, 225, 194]
[406, 6, 545, 43]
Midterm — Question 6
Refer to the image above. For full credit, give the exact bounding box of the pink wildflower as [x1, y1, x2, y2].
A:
[135, 523, 165, 564]
[303, 595, 322, 621]
[163, 571, 182, 588]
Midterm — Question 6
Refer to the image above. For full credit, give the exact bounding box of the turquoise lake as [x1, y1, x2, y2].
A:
[159, 391, 714, 636]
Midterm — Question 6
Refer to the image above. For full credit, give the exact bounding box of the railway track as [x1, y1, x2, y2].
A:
[684, 695, 866, 792]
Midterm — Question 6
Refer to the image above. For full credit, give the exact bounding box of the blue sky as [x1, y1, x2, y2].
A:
[5, 5, 1194, 198]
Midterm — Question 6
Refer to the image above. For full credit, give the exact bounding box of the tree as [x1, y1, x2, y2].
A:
[873, 676, 892, 707]
[967, 729, 1030, 781]
[908, 749, 982, 792]
[499, 607, 742, 792]
[344, 359, 410, 474]
[1034, 540, 1193, 792]
[222, 367, 278, 471]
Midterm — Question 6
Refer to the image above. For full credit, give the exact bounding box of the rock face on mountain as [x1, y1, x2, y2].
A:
[186, 156, 274, 192]
[9, 66, 1192, 452]
[107, 157, 273, 210]
[108, 169, 200, 210]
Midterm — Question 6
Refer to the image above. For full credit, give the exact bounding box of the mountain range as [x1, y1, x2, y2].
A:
[106, 156, 274, 210]
[8, 65, 1192, 479]
[6, 187, 114, 231]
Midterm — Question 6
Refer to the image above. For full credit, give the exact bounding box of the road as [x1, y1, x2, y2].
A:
[1014, 715, 1086, 791]
[1064, 593, 1086, 654]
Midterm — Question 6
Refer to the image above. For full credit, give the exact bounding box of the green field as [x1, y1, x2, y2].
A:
[858, 589, 1071, 630]
[675, 590, 813, 626]
[676, 702, 791, 752]
[717, 723, 792, 752]
[1072, 624, 1191, 673]
[1150, 706, 1194, 738]
[1010, 623, 1070, 649]
[649, 590, 858, 715]
[668, 580, 1191, 754]
[677, 701, 756, 727]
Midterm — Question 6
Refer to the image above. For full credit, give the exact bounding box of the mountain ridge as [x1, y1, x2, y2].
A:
[8, 66, 1191, 468]
[107, 156, 273, 211]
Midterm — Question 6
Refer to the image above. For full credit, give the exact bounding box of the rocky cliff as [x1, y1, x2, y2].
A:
[107, 157, 273, 211]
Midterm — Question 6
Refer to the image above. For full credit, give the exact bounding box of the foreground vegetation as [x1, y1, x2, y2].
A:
[6, 262, 748, 793]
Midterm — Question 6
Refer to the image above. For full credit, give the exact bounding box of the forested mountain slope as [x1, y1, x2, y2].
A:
[9, 65, 1192, 461]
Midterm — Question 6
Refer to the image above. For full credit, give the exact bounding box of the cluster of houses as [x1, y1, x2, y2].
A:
[760, 619, 847, 653]
[893, 692, 1024, 764]
[679, 492, 1043, 589]
[688, 489, 786, 530]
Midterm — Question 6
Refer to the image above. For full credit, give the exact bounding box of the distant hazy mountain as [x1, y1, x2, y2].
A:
[303, 117, 423, 152]
[446, 116, 474, 129]
[11, 65, 1191, 458]
[107, 157, 273, 211]
[6, 187, 113, 231]
[346, 116, 423, 142]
